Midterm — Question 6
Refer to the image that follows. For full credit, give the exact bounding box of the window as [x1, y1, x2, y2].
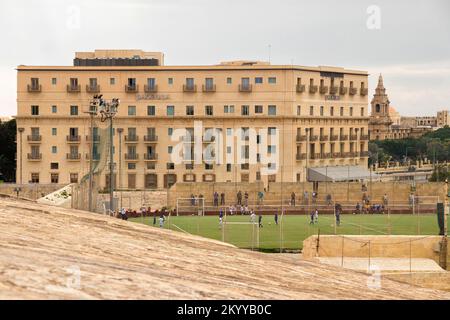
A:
[50, 163, 59, 170]
[167, 163, 175, 170]
[128, 163, 136, 170]
[241, 105, 249, 116]
[361, 107, 364, 116]
[168, 146, 173, 154]
[168, 78, 173, 85]
[52, 128, 57, 136]
[168, 128, 173, 136]
[205, 105, 213, 116]
[205, 78, 214, 90]
[268, 105, 276, 115]
[320, 106, 324, 116]
[255, 105, 263, 114]
[268, 77, 276, 84]
[70, 173, 78, 183]
[255, 77, 263, 84]
[241, 174, 249, 183]
[52, 105, 57, 113]
[256, 171, 261, 181]
[128, 174, 136, 189]
[350, 107, 353, 116]
[52, 146, 57, 154]
[128, 106, 136, 116]
[268, 127, 276, 135]
[70, 105, 78, 116]
[147, 78, 156, 89]
[226, 128, 232, 136]
[52, 78, 57, 85]
[110, 78, 115, 85]
[330, 106, 334, 116]
[51, 173, 59, 184]
[167, 105, 175, 116]
[147, 105, 155, 116]
[227, 77, 232, 84]
[205, 163, 213, 170]
[186, 105, 194, 116]
[31, 173, 39, 183]
[31, 105, 39, 116]
[185, 78, 195, 90]
[127, 78, 136, 88]
[89, 78, 97, 88]
[340, 107, 344, 116]
[224, 105, 234, 113]
[268, 145, 276, 153]
[226, 164, 232, 172]
[309, 106, 314, 116]
[297, 105, 301, 116]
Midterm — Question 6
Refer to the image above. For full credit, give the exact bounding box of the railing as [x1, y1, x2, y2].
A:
[320, 135, 329, 141]
[350, 134, 358, 140]
[333, 152, 343, 158]
[319, 85, 328, 94]
[144, 153, 158, 160]
[296, 153, 307, 160]
[86, 85, 100, 93]
[330, 135, 339, 141]
[360, 88, 368, 96]
[66, 135, 81, 142]
[124, 135, 139, 142]
[66, 84, 81, 93]
[27, 135, 42, 142]
[66, 153, 81, 160]
[296, 84, 305, 93]
[183, 84, 197, 92]
[202, 84, 216, 92]
[360, 151, 370, 157]
[27, 153, 42, 160]
[239, 84, 252, 92]
[125, 154, 139, 160]
[125, 84, 139, 93]
[361, 135, 369, 140]
[144, 135, 158, 142]
[349, 87, 357, 95]
[309, 85, 318, 93]
[144, 84, 158, 93]
[339, 86, 348, 95]
[309, 135, 318, 141]
[296, 135, 307, 142]
[27, 84, 41, 92]
[339, 135, 348, 141]
[329, 86, 338, 94]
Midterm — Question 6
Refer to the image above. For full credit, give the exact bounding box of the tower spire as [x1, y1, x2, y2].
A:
[377, 73, 384, 89]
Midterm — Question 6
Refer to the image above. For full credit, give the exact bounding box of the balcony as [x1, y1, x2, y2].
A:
[339, 86, 348, 95]
[309, 85, 318, 94]
[144, 135, 158, 143]
[183, 84, 197, 92]
[85, 153, 100, 161]
[66, 135, 81, 143]
[320, 135, 329, 141]
[66, 153, 81, 161]
[333, 152, 343, 158]
[144, 85, 158, 93]
[361, 135, 369, 140]
[296, 84, 305, 93]
[296, 153, 307, 160]
[239, 84, 252, 92]
[296, 135, 307, 142]
[86, 85, 100, 93]
[124, 135, 139, 143]
[27, 135, 42, 143]
[360, 88, 368, 96]
[202, 84, 216, 92]
[203, 136, 216, 143]
[330, 135, 339, 141]
[360, 151, 370, 157]
[319, 86, 328, 94]
[66, 84, 81, 93]
[329, 86, 338, 94]
[125, 84, 139, 93]
[310, 153, 321, 160]
[125, 154, 139, 160]
[27, 153, 42, 160]
[339, 135, 348, 141]
[144, 153, 158, 161]
[27, 84, 41, 93]
[309, 135, 318, 141]
[349, 87, 357, 95]
[321, 153, 331, 159]
[350, 135, 358, 140]
[85, 135, 100, 143]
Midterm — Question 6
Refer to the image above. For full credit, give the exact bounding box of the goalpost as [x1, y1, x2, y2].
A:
[222, 221, 260, 250]
[176, 197, 206, 216]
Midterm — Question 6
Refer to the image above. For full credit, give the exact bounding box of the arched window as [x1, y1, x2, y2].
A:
[375, 104, 381, 113]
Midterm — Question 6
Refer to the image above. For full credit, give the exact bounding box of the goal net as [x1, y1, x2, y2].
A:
[176, 197, 206, 216]
[222, 221, 260, 250]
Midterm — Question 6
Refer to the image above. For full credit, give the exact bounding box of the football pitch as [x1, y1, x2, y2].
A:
[130, 213, 446, 251]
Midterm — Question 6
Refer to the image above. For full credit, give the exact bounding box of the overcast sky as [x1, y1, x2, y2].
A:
[0, 0, 449, 117]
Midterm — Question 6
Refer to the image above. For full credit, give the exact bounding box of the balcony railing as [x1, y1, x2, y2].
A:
[339, 135, 348, 141]
[349, 87, 357, 95]
[144, 135, 158, 142]
[239, 84, 252, 92]
[202, 84, 216, 92]
[309, 135, 318, 141]
[360, 151, 370, 157]
[360, 88, 368, 96]
[296, 135, 307, 142]
[27, 84, 41, 92]
[330, 135, 339, 141]
[296, 84, 305, 93]
[361, 135, 369, 140]
[183, 84, 197, 92]
[333, 152, 343, 158]
[27, 153, 42, 160]
[319, 85, 328, 94]
[124, 135, 139, 142]
[66, 84, 81, 93]
[66, 135, 81, 142]
[309, 85, 318, 94]
[66, 153, 81, 160]
[144, 84, 158, 93]
[27, 135, 42, 142]
[296, 153, 307, 160]
[339, 86, 348, 95]
[350, 135, 358, 140]
[320, 135, 329, 141]
[85, 135, 100, 143]
[329, 86, 338, 94]
[125, 154, 139, 160]
[86, 85, 100, 93]
[144, 153, 158, 160]
[125, 84, 139, 93]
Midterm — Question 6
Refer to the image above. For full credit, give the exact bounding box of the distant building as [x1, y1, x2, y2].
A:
[0, 116, 13, 123]
[437, 110, 450, 127]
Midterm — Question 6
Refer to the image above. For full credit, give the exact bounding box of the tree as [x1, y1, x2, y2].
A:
[0, 119, 17, 182]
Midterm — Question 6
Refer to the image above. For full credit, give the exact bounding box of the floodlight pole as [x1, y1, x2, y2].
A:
[86, 99, 98, 212]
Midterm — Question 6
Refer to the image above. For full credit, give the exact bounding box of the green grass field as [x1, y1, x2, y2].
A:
[130, 213, 447, 251]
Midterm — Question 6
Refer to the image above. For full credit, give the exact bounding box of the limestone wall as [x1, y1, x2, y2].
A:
[96, 189, 168, 211]
[0, 183, 65, 200]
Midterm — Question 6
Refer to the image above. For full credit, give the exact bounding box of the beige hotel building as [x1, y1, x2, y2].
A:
[16, 50, 369, 190]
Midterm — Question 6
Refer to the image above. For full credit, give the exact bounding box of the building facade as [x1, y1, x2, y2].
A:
[16, 50, 369, 189]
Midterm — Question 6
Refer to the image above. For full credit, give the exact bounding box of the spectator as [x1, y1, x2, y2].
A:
[219, 209, 224, 227]
[258, 191, 264, 205]
[409, 193, 415, 208]
[314, 208, 319, 224]
[335, 203, 341, 226]
[258, 214, 263, 228]
[220, 192, 225, 205]
[309, 210, 315, 225]
[383, 194, 389, 206]
[237, 190, 242, 206]
[244, 191, 249, 206]
[303, 191, 309, 205]
[250, 210, 256, 223]
[274, 212, 278, 225]
[159, 212, 165, 228]
[153, 210, 158, 225]
[229, 205, 235, 215]
[326, 194, 332, 206]
[213, 191, 219, 207]
[312, 191, 317, 204]
[291, 192, 296, 206]
[190, 194, 195, 206]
